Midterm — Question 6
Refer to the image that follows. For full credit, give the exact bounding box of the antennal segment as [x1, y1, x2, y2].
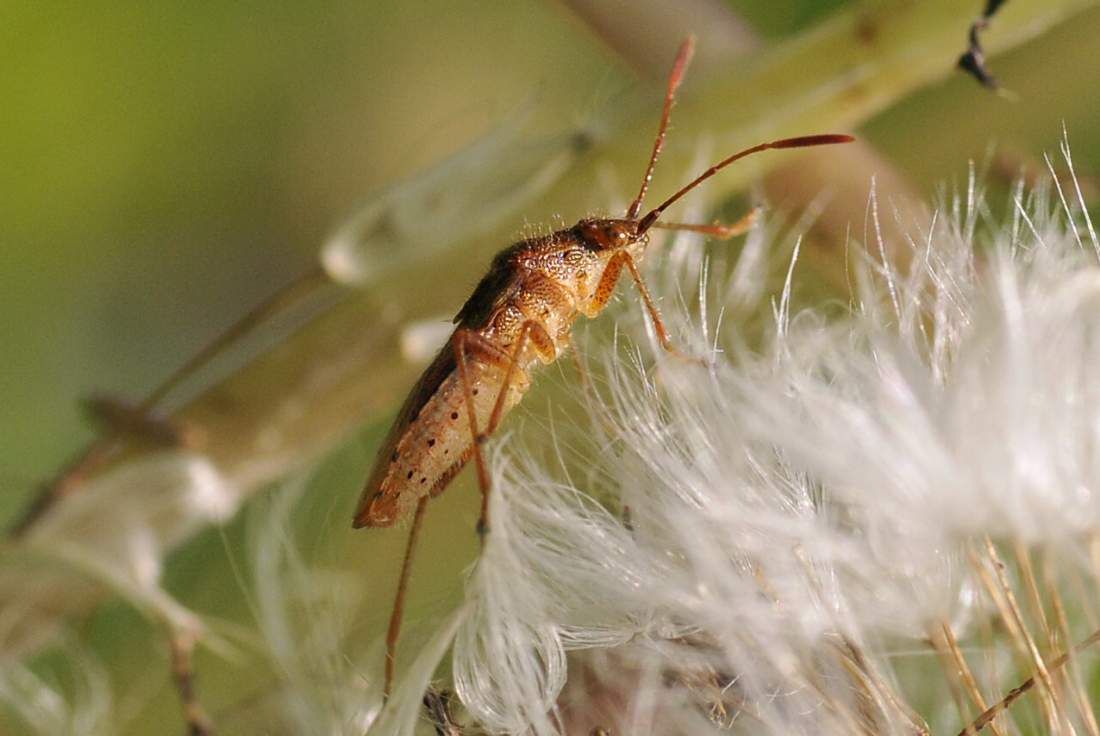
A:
[637, 134, 855, 234]
[625, 36, 696, 221]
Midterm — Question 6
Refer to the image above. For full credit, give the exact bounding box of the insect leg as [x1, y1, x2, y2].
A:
[590, 251, 697, 361]
[453, 329, 505, 535]
[486, 320, 554, 436]
[622, 252, 701, 362]
[168, 628, 214, 736]
[651, 206, 760, 239]
[585, 250, 628, 318]
[383, 495, 429, 700]
[454, 323, 553, 537]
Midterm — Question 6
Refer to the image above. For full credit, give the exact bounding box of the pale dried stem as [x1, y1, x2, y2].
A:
[10, 267, 331, 536]
[973, 538, 1063, 733]
[791, 547, 885, 735]
[956, 628, 1100, 736]
[841, 636, 931, 736]
[1013, 543, 1078, 733]
[928, 626, 980, 736]
[831, 643, 888, 735]
[1044, 552, 1100, 736]
[1067, 566, 1100, 635]
[804, 649, 873, 736]
[933, 620, 1007, 736]
[1013, 544, 1054, 655]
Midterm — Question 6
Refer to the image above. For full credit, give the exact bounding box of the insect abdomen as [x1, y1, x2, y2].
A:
[354, 349, 529, 528]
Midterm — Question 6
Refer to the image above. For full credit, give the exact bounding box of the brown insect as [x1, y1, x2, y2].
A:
[353, 37, 853, 698]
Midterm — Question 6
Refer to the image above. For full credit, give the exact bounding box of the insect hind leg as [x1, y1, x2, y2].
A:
[168, 627, 214, 735]
[382, 495, 429, 701]
[377, 324, 549, 700]
[453, 322, 554, 539]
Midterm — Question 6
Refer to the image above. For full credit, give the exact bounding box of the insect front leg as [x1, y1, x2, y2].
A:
[453, 323, 554, 538]
[590, 251, 701, 363]
[651, 205, 760, 239]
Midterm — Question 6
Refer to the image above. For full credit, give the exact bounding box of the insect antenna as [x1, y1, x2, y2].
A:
[636, 134, 856, 235]
[625, 36, 696, 220]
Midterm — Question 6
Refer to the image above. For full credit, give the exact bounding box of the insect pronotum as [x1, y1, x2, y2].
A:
[353, 36, 854, 699]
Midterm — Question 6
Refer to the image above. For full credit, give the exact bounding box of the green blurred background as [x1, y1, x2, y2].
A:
[4, 1, 1100, 733]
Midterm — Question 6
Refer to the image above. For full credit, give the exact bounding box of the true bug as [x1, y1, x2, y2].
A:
[353, 37, 853, 698]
